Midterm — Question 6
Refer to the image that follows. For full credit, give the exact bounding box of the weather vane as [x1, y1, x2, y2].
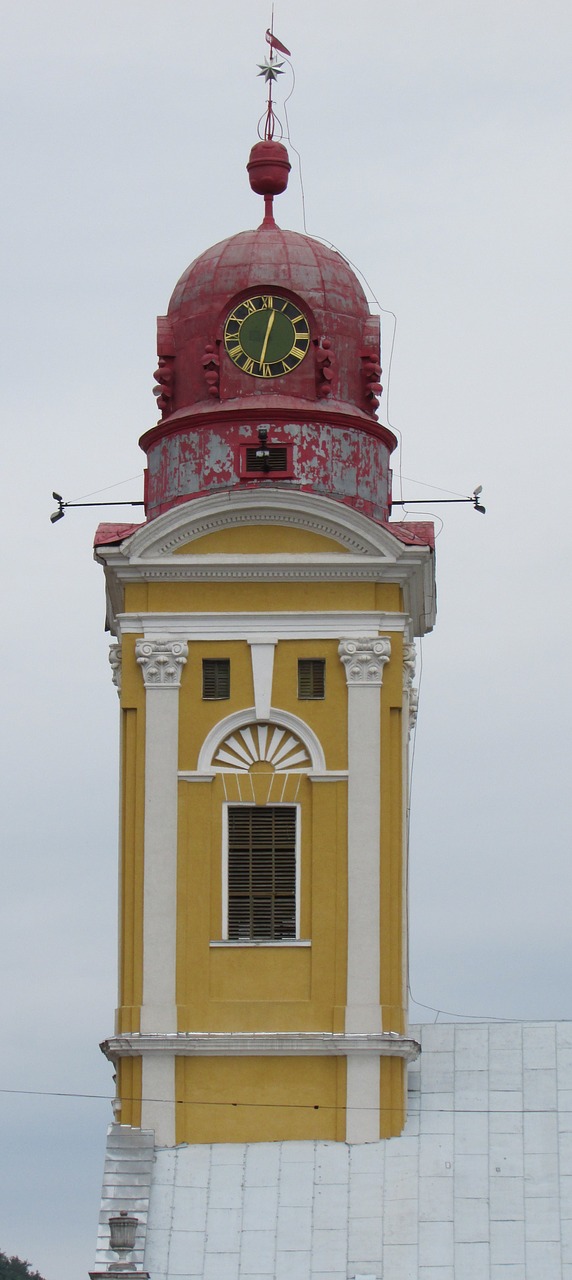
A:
[257, 12, 291, 141]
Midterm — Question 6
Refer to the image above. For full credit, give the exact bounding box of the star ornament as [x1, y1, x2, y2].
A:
[257, 58, 285, 83]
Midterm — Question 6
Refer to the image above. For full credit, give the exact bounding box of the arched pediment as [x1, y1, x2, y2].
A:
[120, 489, 400, 561]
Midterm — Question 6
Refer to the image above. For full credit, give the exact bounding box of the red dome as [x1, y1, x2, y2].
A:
[169, 226, 370, 328]
[153, 224, 380, 419]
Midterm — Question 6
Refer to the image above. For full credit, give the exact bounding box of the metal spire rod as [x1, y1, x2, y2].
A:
[50, 491, 144, 524]
[391, 486, 486, 514]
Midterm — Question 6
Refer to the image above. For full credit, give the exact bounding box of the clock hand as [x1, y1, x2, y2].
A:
[259, 309, 276, 365]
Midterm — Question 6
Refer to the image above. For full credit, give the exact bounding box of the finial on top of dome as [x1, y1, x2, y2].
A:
[248, 18, 292, 227]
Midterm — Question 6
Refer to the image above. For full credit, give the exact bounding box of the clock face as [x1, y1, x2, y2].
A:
[224, 294, 311, 378]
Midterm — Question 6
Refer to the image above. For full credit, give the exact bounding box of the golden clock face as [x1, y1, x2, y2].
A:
[224, 294, 311, 378]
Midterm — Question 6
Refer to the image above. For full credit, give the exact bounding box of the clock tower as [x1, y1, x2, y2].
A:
[91, 95, 435, 1276]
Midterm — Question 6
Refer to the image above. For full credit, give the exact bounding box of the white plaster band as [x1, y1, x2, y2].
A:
[118, 611, 407, 637]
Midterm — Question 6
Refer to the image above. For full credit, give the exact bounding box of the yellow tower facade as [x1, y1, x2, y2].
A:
[95, 136, 435, 1155]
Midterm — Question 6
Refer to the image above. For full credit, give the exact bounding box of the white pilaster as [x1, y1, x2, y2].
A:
[140, 1054, 176, 1147]
[136, 636, 187, 1139]
[247, 637, 278, 719]
[339, 636, 391, 1141]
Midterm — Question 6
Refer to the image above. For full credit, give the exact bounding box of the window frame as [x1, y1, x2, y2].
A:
[236, 442, 295, 480]
[221, 802, 301, 943]
[297, 658, 326, 700]
[202, 657, 231, 700]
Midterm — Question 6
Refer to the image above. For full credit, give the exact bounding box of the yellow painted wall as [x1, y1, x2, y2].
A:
[175, 1056, 346, 1144]
[124, 580, 402, 616]
[176, 774, 348, 1032]
[117, 1057, 142, 1128]
[174, 526, 349, 554]
[379, 1057, 406, 1138]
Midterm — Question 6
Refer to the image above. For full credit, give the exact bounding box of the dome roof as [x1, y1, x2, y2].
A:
[153, 221, 381, 421]
[168, 225, 371, 330]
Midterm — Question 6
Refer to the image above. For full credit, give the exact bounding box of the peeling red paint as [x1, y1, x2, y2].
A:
[144, 414, 394, 523]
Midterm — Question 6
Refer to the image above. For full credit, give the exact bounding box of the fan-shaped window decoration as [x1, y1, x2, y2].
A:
[213, 723, 311, 773]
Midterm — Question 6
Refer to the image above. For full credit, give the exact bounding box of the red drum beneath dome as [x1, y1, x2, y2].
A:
[141, 410, 394, 523]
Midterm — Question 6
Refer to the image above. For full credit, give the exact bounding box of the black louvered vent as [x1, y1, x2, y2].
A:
[202, 658, 230, 700]
[228, 806, 296, 941]
[245, 445, 289, 472]
[298, 659, 326, 700]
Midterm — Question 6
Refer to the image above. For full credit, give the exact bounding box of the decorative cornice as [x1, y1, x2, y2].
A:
[101, 1031, 420, 1063]
[135, 636, 188, 688]
[139, 399, 396, 453]
[338, 637, 391, 686]
[109, 643, 121, 694]
[96, 487, 436, 639]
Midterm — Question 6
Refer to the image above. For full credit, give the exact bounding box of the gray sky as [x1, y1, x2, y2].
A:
[1, 2, 571, 1277]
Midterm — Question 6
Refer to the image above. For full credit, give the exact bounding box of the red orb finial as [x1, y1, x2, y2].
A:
[247, 140, 291, 227]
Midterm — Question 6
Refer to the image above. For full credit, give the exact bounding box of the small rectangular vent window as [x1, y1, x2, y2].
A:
[228, 806, 297, 941]
[298, 659, 326, 700]
[202, 658, 230, 700]
[245, 445, 288, 472]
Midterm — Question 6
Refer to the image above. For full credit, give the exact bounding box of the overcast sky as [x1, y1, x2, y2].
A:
[1, 2, 571, 1277]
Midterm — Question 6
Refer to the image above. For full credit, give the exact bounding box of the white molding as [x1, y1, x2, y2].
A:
[197, 706, 326, 774]
[102, 1031, 420, 1062]
[248, 638, 277, 719]
[117, 611, 408, 639]
[308, 771, 348, 782]
[209, 939, 311, 948]
[178, 771, 216, 782]
[135, 637, 188, 688]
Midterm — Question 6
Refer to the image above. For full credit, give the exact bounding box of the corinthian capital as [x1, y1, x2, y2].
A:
[136, 636, 188, 688]
[338, 637, 391, 686]
[403, 642, 416, 690]
[109, 643, 122, 694]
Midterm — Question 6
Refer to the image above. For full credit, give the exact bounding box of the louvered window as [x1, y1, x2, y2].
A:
[227, 806, 297, 941]
[202, 658, 230, 700]
[245, 445, 288, 472]
[298, 659, 326, 700]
